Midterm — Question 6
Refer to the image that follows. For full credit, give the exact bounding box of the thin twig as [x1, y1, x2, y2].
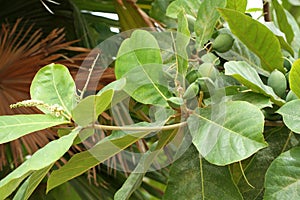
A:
[263, 0, 271, 22]
[239, 161, 255, 189]
[79, 53, 100, 100]
[281, 131, 294, 153]
[264, 120, 284, 127]
[86, 121, 187, 131]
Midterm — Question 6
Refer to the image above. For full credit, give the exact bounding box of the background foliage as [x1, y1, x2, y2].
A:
[2, 0, 300, 199]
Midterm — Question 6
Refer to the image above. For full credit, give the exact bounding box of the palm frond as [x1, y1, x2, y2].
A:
[0, 19, 92, 169]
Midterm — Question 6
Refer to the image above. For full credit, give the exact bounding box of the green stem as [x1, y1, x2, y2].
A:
[79, 53, 100, 100]
[199, 155, 205, 199]
[281, 131, 293, 153]
[86, 121, 187, 131]
[239, 161, 255, 189]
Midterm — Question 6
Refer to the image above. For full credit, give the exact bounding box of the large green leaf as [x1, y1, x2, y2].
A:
[72, 90, 113, 127]
[30, 63, 76, 117]
[97, 78, 128, 107]
[195, 0, 226, 47]
[272, 0, 294, 44]
[166, 0, 202, 18]
[115, 30, 162, 79]
[289, 59, 300, 98]
[231, 92, 273, 109]
[216, 29, 268, 76]
[264, 147, 300, 199]
[163, 145, 243, 200]
[237, 126, 295, 199]
[277, 100, 300, 133]
[114, 128, 178, 200]
[226, 0, 247, 12]
[115, 30, 170, 106]
[0, 128, 80, 199]
[13, 164, 54, 200]
[149, 0, 177, 28]
[263, 20, 294, 55]
[218, 8, 284, 73]
[285, 10, 300, 56]
[224, 61, 285, 106]
[0, 114, 69, 144]
[188, 101, 267, 165]
[175, 10, 190, 76]
[47, 124, 153, 192]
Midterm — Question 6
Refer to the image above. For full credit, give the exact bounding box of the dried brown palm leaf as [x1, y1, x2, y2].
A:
[0, 19, 115, 169]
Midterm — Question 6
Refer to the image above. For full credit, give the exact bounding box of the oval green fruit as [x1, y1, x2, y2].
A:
[212, 33, 234, 53]
[183, 82, 200, 100]
[286, 90, 298, 102]
[186, 70, 201, 84]
[267, 69, 287, 98]
[198, 63, 219, 81]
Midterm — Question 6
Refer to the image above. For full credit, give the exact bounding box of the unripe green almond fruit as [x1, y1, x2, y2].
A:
[186, 70, 201, 84]
[286, 90, 298, 102]
[167, 97, 184, 109]
[183, 82, 200, 100]
[267, 69, 287, 98]
[212, 33, 234, 53]
[198, 63, 218, 81]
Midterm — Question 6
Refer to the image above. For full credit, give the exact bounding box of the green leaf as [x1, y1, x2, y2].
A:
[30, 63, 76, 117]
[149, 0, 177, 28]
[97, 78, 126, 95]
[188, 101, 267, 165]
[288, 0, 300, 6]
[0, 128, 80, 199]
[115, 30, 162, 79]
[226, 0, 247, 12]
[231, 92, 273, 109]
[285, 10, 300, 56]
[218, 8, 284, 73]
[72, 90, 113, 127]
[115, 30, 170, 106]
[277, 35, 294, 55]
[264, 147, 300, 199]
[195, 0, 226, 47]
[290, 59, 300, 98]
[224, 61, 285, 106]
[47, 125, 153, 192]
[166, 0, 202, 18]
[237, 126, 295, 199]
[114, 128, 178, 200]
[163, 145, 243, 200]
[0, 114, 69, 144]
[277, 100, 300, 133]
[97, 78, 128, 107]
[13, 164, 54, 200]
[272, 0, 294, 43]
[176, 10, 190, 75]
[216, 29, 268, 76]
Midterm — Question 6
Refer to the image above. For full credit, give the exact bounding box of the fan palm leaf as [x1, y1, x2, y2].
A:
[0, 19, 94, 169]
